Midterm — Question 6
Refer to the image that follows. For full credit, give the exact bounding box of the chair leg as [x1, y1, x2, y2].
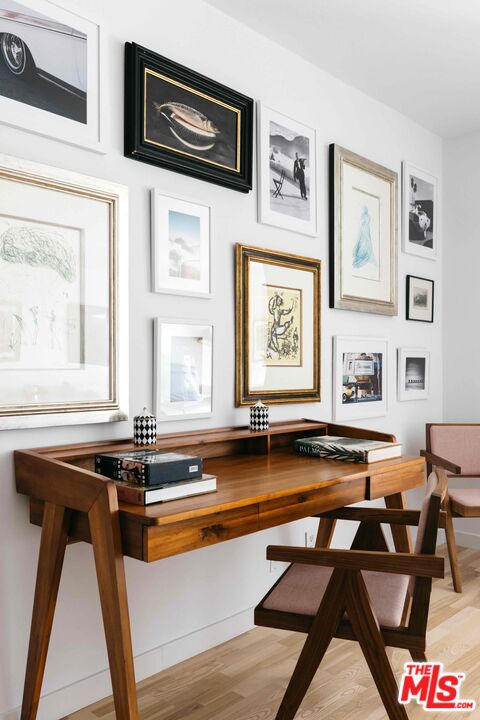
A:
[346, 571, 408, 720]
[444, 507, 462, 593]
[275, 569, 347, 720]
[410, 650, 427, 662]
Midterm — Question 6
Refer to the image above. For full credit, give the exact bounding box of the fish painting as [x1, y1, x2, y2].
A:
[154, 101, 221, 151]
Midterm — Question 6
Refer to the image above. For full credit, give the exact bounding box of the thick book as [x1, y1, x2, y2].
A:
[95, 449, 203, 487]
[294, 435, 402, 463]
[114, 473, 217, 506]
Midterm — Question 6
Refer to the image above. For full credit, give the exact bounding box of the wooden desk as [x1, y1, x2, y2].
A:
[15, 419, 425, 720]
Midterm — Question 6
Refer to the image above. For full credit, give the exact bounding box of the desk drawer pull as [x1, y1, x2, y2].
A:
[201, 524, 224, 540]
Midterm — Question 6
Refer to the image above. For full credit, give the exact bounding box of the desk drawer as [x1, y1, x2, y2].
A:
[144, 505, 259, 561]
[258, 478, 367, 530]
[368, 465, 424, 500]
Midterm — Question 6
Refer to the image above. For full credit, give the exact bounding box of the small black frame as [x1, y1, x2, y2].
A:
[124, 43, 253, 193]
[406, 274, 435, 322]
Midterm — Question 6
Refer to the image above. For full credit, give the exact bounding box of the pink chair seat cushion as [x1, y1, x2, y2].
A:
[449, 488, 480, 516]
[263, 564, 409, 628]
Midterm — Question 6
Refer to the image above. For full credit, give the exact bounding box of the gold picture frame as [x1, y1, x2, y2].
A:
[235, 243, 321, 405]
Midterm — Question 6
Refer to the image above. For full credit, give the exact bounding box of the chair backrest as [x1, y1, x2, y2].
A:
[414, 471, 442, 554]
[428, 423, 480, 475]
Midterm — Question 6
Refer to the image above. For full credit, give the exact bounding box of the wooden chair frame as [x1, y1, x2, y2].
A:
[255, 490, 445, 720]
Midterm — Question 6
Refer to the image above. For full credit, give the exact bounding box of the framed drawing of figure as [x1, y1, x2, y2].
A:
[235, 244, 321, 405]
[402, 162, 437, 260]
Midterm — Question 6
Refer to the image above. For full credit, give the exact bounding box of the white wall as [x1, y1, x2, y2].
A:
[0, 1, 443, 717]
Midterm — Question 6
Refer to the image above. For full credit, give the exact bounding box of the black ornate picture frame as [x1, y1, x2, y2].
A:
[125, 43, 253, 192]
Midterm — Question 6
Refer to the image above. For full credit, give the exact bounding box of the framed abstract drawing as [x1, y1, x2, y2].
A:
[397, 347, 430, 401]
[0, 153, 129, 429]
[333, 336, 387, 421]
[257, 103, 317, 236]
[329, 144, 398, 315]
[154, 319, 213, 421]
[0, 0, 104, 152]
[402, 162, 437, 260]
[406, 275, 434, 322]
[151, 190, 212, 297]
[235, 244, 321, 405]
[125, 43, 253, 192]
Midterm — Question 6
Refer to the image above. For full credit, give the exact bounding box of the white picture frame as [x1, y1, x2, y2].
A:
[397, 348, 430, 401]
[154, 319, 213, 421]
[0, 153, 128, 429]
[333, 336, 387, 421]
[151, 190, 212, 297]
[0, 0, 105, 152]
[257, 103, 317, 236]
[402, 161, 437, 260]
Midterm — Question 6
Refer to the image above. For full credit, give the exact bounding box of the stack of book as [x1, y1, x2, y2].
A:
[294, 435, 402, 463]
[95, 449, 216, 505]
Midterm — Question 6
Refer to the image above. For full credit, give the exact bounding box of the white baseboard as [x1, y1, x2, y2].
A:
[1, 607, 254, 720]
[455, 530, 480, 550]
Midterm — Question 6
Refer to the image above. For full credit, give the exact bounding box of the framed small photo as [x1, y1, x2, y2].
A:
[154, 319, 213, 421]
[257, 103, 317, 236]
[403, 162, 437, 260]
[406, 275, 434, 322]
[151, 191, 211, 297]
[235, 244, 321, 405]
[333, 336, 387, 421]
[330, 144, 398, 315]
[397, 348, 430, 401]
[125, 43, 253, 192]
[0, 0, 104, 152]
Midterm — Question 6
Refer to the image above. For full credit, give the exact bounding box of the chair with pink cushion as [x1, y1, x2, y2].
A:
[254, 474, 445, 720]
[422, 423, 480, 593]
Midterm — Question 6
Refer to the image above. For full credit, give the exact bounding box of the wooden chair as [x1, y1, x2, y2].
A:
[423, 422, 480, 593]
[254, 474, 445, 720]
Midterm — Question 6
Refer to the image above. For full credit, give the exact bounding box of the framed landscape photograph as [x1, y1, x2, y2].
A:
[257, 103, 317, 236]
[0, 0, 103, 151]
[151, 190, 211, 297]
[330, 144, 398, 315]
[154, 319, 213, 421]
[0, 153, 129, 429]
[333, 336, 387, 421]
[397, 347, 430, 401]
[125, 43, 253, 192]
[403, 161, 437, 260]
[235, 244, 321, 405]
[406, 275, 434, 322]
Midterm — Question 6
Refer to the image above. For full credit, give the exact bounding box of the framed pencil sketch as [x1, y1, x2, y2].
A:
[125, 43, 253, 192]
[406, 275, 434, 322]
[402, 161, 437, 260]
[235, 244, 321, 405]
[154, 319, 213, 421]
[257, 103, 317, 236]
[151, 190, 211, 297]
[0, 0, 104, 152]
[329, 144, 398, 315]
[333, 336, 387, 421]
[397, 348, 430, 401]
[0, 154, 129, 429]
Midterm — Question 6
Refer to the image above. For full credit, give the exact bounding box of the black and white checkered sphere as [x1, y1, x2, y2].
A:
[133, 408, 157, 445]
[250, 401, 269, 432]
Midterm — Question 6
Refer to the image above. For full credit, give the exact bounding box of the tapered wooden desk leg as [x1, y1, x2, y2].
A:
[89, 485, 139, 720]
[315, 517, 336, 548]
[385, 492, 413, 554]
[21, 502, 70, 720]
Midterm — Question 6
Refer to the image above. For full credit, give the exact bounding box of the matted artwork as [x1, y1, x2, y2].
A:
[398, 347, 430, 401]
[403, 162, 437, 260]
[333, 336, 387, 420]
[0, 153, 129, 429]
[258, 104, 317, 236]
[406, 275, 434, 322]
[154, 319, 213, 421]
[235, 244, 320, 405]
[151, 190, 211, 297]
[0, 0, 103, 151]
[329, 144, 398, 315]
[125, 43, 253, 192]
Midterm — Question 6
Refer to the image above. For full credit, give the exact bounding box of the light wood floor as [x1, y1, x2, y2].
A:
[66, 545, 480, 720]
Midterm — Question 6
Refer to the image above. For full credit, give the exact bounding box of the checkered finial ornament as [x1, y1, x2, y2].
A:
[133, 407, 157, 446]
[250, 400, 269, 432]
